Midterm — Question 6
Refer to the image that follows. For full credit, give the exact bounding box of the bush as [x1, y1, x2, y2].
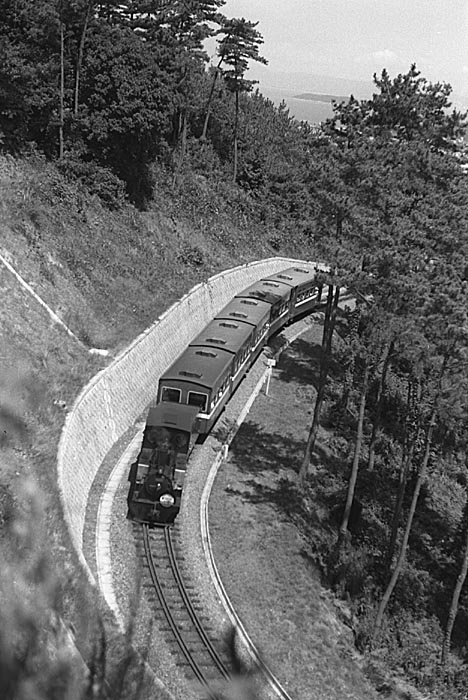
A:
[379, 611, 444, 689]
[0, 484, 15, 529]
[57, 156, 126, 209]
[329, 543, 371, 598]
[0, 486, 84, 700]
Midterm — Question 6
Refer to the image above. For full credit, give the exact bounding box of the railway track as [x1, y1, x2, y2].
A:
[139, 523, 231, 696]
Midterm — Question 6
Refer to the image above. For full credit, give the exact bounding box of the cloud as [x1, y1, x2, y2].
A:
[355, 48, 402, 68]
[371, 49, 401, 64]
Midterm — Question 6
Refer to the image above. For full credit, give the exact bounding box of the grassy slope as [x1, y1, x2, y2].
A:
[0, 153, 305, 679]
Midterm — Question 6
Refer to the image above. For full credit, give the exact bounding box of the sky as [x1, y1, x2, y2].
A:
[217, 0, 468, 104]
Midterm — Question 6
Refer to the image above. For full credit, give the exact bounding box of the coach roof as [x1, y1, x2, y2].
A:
[215, 296, 271, 327]
[160, 345, 234, 389]
[235, 278, 292, 305]
[263, 266, 316, 288]
[190, 317, 254, 354]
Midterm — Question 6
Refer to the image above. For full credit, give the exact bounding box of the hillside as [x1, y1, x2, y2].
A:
[0, 152, 300, 494]
[0, 152, 311, 695]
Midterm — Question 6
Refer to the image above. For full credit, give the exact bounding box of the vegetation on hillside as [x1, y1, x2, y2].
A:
[1, 1, 468, 698]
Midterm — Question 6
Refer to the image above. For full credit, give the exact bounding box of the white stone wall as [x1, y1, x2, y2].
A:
[57, 257, 315, 575]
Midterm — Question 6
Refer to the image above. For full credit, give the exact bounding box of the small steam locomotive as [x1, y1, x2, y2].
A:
[127, 264, 324, 525]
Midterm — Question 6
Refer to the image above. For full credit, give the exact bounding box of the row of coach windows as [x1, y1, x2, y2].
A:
[271, 301, 289, 321]
[234, 344, 249, 373]
[254, 320, 269, 344]
[213, 377, 230, 407]
[296, 287, 316, 304]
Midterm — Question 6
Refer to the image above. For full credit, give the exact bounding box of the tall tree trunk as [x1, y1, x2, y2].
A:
[201, 53, 226, 140]
[172, 107, 188, 187]
[74, 0, 94, 115]
[233, 87, 239, 183]
[441, 492, 468, 665]
[385, 436, 416, 571]
[337, 356, 370, 554]
[59, 4, 65, 159]
[298, 285, 340, 484]
[367, 339, 394, 471]
[385, 377, 420, 570]
[201, 69, 219, 140]
[373, 403, 438, 641]
[340, 308, 361, 414]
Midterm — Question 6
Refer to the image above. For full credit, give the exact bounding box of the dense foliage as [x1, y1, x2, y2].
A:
[2, 1, 468, 696]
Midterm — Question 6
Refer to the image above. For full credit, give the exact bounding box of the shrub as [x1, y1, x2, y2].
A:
[0, 486, 84, 700]
[379, 611, 444, 689]
[57, 157, 126, 209]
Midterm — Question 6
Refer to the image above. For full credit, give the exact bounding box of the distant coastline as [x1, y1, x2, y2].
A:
[293, 92, 347, 103]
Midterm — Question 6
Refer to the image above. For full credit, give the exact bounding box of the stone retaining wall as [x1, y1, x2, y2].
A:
[57, 257, 315, 577]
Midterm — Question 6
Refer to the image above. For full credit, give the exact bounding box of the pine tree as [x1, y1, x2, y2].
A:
[217, 17, 267, 182]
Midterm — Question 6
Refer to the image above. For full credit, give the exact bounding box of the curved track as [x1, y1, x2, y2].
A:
[139, 524, 231, 695]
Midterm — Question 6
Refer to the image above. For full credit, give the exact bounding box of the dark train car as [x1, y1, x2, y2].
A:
[157, 344, 237, 434]
[190, 317, 257, 393]
[234, 278, 293, 336]
[263, 266, 322, 321]
[215, 296, 271, 360]
[127, 403, 199, 525]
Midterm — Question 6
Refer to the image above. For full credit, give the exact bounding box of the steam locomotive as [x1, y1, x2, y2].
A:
[127, 264, 324, 525]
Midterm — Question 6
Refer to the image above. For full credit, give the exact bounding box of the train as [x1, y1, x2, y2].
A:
[127, 264, 325, 525]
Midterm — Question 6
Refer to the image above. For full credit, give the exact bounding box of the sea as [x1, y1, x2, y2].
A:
[257, 85, 339, 125]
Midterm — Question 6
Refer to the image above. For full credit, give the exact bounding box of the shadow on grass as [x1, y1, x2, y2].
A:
[229, 420, 306, 476]
[227, 420, 345, 529]
[277, 337, 322, 388]
[276, 335, 343, 390]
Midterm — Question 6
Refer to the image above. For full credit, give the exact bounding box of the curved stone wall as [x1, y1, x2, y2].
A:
[57, 257, 315, 577]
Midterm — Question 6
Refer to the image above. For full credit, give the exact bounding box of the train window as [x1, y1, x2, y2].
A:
[188, 392, 208, 411]
[195, 350, 217, 358]
[161, 387, 181, 403]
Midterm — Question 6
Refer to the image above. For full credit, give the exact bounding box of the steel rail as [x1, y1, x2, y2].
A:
[164, 527, 231, 681]
[141, 524, 230, 694]
[142, 524, 208, 687]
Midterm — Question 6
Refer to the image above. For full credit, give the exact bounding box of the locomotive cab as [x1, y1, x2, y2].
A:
[127, 404, 199, 525]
